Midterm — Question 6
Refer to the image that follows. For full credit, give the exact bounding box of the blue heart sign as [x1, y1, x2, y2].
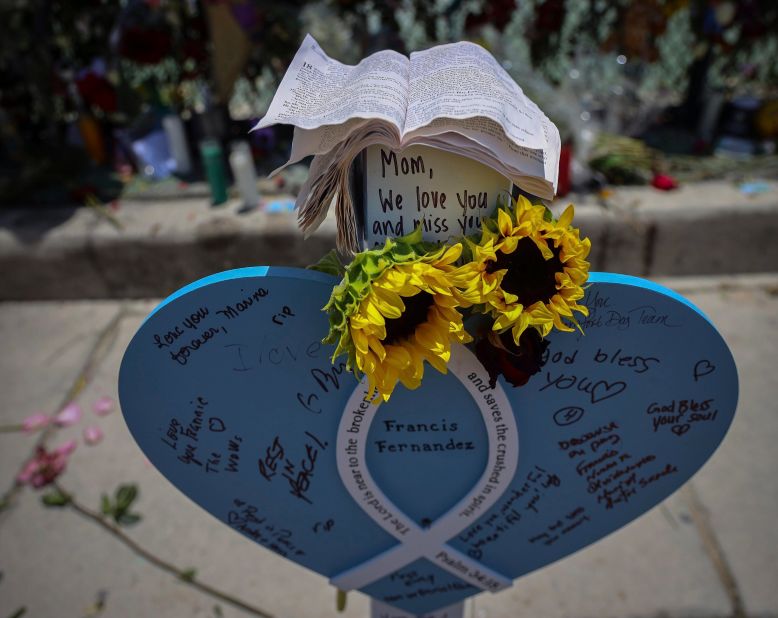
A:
[119, 268, 737, 616]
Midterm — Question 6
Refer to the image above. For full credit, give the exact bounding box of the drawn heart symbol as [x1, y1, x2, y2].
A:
[119, 268, 738, 616]
[672, 424, 691, 437]
[694, 359, 716, 381]
[590, 379, 627, 404]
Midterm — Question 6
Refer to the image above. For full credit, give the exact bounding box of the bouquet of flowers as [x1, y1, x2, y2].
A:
[315, 195, 591, 402]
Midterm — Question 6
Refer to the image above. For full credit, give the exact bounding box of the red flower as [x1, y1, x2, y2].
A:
[76, 73, 118, 113]
[475, 328, 549, 389]
[17, 441, 77, 488]
[651, 173, 678, 191]
[118, 26, 172, 65]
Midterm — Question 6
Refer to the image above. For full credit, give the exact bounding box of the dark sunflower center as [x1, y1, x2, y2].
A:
[486, 237, 564, 307]
[383, 292, 435, 345]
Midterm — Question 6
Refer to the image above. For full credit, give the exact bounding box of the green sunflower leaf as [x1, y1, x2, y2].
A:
[391, 242, 415, 259]
[308, 250, 346, 277]
[399, 225, 424, 246]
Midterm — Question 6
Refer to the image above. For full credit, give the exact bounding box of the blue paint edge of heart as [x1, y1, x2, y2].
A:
[147, 266, 712, 327]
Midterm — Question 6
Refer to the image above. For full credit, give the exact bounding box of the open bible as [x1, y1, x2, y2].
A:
[254, 34, 561, 253]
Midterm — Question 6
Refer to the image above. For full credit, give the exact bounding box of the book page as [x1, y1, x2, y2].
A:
[539, 114, 561, 193]
[407, 117, 547, 180]
[297, 123, 403, 252]
[254, 34, 410, 132]
[288, 118, 372, 162]
[269, 118, 374, 177]
[414, 134, 553, 200]
[405, 42, 554, 152]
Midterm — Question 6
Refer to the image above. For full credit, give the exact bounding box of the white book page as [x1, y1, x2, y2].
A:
[254, 34, 409, 132]
[270, 118, 375, 177]
[406, 117, 547, 179]
[540, 114, 561, 192]
[414, 135, 553, 199]
[296, 123, 403, 251]
[404, 41, 552, 151]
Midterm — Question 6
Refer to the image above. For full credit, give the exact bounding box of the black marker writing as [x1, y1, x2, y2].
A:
[693, 359, 716, 381]
[271, 305, 295, 326]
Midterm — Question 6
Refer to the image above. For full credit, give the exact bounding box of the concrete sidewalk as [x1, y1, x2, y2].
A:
[0, 273, 776, 618]
[1, 180, 777, 300]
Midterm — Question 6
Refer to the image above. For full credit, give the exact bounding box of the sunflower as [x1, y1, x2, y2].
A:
[456, 195, 590, 344]
[323, 228, 472, 402]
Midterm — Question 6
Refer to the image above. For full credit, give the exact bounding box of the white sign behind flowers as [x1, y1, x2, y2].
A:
[363, 145, 512, 248]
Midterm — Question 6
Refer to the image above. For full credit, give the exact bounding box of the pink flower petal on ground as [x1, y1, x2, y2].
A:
[17, 458, 40, 484]
[92, 396, 115, 416]
[54, 402, 82, 427]
[22, 412, 51, 433]
[83, 425, 104, 446]
[55, 439, 78, 456]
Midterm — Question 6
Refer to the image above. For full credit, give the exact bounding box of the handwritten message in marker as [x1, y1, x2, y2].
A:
[364, 145, 512, 247]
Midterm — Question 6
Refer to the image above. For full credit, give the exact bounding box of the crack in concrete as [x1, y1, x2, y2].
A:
[683, 482, 746, 618]
[83, 233, 115, 297]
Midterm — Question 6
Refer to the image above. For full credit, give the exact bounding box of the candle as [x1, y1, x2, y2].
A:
[163, 114, 192, 175]
[229, 141, 260, 208]
[199, 140, 228, 206]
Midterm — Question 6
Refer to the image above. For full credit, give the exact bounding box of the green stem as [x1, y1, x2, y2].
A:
[336, 589, 348, 612]
[54, 484, 273, 618]
[0, 424, 24, 433]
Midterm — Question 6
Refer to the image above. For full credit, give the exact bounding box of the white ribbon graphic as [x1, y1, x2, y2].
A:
[331, 344, 518, 593]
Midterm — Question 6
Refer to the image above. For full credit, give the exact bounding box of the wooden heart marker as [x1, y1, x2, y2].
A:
[119, 267, 738, 616]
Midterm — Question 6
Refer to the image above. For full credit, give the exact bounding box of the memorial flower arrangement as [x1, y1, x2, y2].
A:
[319, 195, 591, 401]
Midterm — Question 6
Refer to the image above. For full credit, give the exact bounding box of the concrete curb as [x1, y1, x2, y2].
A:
[1, 181, 777, 300]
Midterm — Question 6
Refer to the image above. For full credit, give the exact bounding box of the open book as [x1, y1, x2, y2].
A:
[254, 34, 561, 253]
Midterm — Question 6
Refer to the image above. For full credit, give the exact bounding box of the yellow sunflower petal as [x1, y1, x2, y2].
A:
[370, 286, 405, 319]
[497, 208, 514, 236]
[533, 237, 554, 260]
[557, 204, 575, 228]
